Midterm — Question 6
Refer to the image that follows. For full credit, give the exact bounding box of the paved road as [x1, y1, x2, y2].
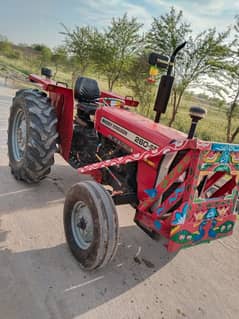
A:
[0, 78, 239, 319]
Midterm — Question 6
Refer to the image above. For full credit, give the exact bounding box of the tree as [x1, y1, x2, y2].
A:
[147, 7, 230, 126]
[170, 28, 230, 126]
[32, 44, 52, 67]
[224, 16, 239, 143]
[207, 16, 239, 143]
[60, 24, 95, 76]
[0, 39, 21, 60]
[123, 52, 157, 117]
[208, 68, 239, 143]
[51, 46, 67, 78]
[226, 77, 239, 143]
[92, 14, 143, 91]
[67, 55, 84, 87]
[41, 47, 52, 66]
[0, 39, 12, 56]
[147, 7, 191, 57]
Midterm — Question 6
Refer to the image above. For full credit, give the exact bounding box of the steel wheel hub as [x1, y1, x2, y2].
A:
[71, 201, 94, 250]
[12, 108, 26, 161]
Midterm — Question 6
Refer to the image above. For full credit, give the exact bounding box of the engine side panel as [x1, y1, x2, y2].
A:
[95, 107, 186, 153]
[95, 106, 187, 199]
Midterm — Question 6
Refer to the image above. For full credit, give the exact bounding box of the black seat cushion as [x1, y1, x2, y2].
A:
[74, 77, 100, 103]
[77, 102, 98, 115]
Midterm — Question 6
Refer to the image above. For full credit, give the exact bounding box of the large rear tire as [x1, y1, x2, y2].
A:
[64, 181, 119, 270]
[8, 89, 58, 183]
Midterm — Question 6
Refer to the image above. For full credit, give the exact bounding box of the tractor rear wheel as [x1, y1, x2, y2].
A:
[8, 89, 58, 183]
[64, 181, 119, 270]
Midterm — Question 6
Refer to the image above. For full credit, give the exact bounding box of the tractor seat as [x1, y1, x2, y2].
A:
[74, 76, 100, 115]
[74, 77, 100, 103]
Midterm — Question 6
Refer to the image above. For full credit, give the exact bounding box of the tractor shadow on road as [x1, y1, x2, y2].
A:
[0, 224, 177, 318]
[0, 161, 92, 214]
[0, 160, 178, 317]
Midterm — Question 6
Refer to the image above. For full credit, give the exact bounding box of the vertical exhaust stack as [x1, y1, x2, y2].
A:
[150, 41, 187, 123]
[188, 106, 206, 139]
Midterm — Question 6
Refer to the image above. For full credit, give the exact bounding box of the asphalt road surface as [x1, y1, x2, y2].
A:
[0, 77, 239, 319]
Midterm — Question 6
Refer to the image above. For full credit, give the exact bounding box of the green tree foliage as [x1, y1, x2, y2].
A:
[60, 24, 95, 76]
[67, 55, 84, 87]
[51, 46, 67, 78]
[207, 16, 239, 143]
[226, 80, 239, 143]
[147, 7, 230, 126]
[0, 38, 21, 60]
[123, 52, 156, 116]
[147, 7, 191, 56]
[32, 44, 52, 67]
[0, 40, 12, 56]
[91, 14, 143, 91]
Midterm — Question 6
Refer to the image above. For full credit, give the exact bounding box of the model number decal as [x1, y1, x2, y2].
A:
[101, 117, 158, 151]
[134, 136, 157, 150]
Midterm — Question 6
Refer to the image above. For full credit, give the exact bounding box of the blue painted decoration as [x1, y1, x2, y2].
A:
[208, 219, 217, 238]
[219, 151, 230, 164]
[204, 208, 218, 219]
[193, 220, 207, 242]
[169, 186, 185, 203]
[156, 185, 185, 216]
[144, 188, 158, 198]
[154, 220, 162, 230]
[172, 203, 189, 225]
[156, 207, 164, 215]
[212, 143, 239, 152]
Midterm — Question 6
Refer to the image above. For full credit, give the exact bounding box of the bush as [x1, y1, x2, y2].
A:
[0, 41, 12, 55]
[6, 50, 21, 59]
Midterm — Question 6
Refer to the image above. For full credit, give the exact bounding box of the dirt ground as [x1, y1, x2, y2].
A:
[0, 77, 239, 319]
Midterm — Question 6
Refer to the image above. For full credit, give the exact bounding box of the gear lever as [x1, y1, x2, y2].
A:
[188, 106, 206, 139]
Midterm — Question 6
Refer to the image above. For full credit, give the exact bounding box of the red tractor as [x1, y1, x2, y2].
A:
[7, 43, 239, 270]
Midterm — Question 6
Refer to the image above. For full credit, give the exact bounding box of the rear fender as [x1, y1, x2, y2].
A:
[48, 86, 74, 161]
[29, 74, 74, 160]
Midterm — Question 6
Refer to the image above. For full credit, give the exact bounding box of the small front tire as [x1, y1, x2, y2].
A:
[64, 181, 119, 270]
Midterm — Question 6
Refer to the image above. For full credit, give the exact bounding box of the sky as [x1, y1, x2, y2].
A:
[0, 0, 238, 48]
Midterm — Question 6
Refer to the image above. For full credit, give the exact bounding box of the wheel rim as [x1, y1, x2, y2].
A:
[11, 108, 26, 161]
[71, 201, 94, 250]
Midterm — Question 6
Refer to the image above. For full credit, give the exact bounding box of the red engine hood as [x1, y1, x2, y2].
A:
[95, 107, 186, 152]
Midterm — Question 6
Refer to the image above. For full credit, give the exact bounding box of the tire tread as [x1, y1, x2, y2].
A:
[8, 89, 58, 183]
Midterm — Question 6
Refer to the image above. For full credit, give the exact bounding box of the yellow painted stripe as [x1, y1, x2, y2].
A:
[170, 225, 180, 235]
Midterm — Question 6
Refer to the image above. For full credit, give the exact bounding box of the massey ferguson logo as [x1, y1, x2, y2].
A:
[101, 118, 128, 136]
[101, 117, 158, 151]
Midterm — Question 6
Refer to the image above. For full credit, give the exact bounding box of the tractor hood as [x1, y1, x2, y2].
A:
[95, 106, 186, 152]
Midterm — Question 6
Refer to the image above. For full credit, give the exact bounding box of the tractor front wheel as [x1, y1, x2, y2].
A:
[64, 181, 119, 270]
[8, 89, 58, 183]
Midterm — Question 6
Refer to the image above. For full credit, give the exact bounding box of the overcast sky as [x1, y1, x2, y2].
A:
[0, 0, 238, 47]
